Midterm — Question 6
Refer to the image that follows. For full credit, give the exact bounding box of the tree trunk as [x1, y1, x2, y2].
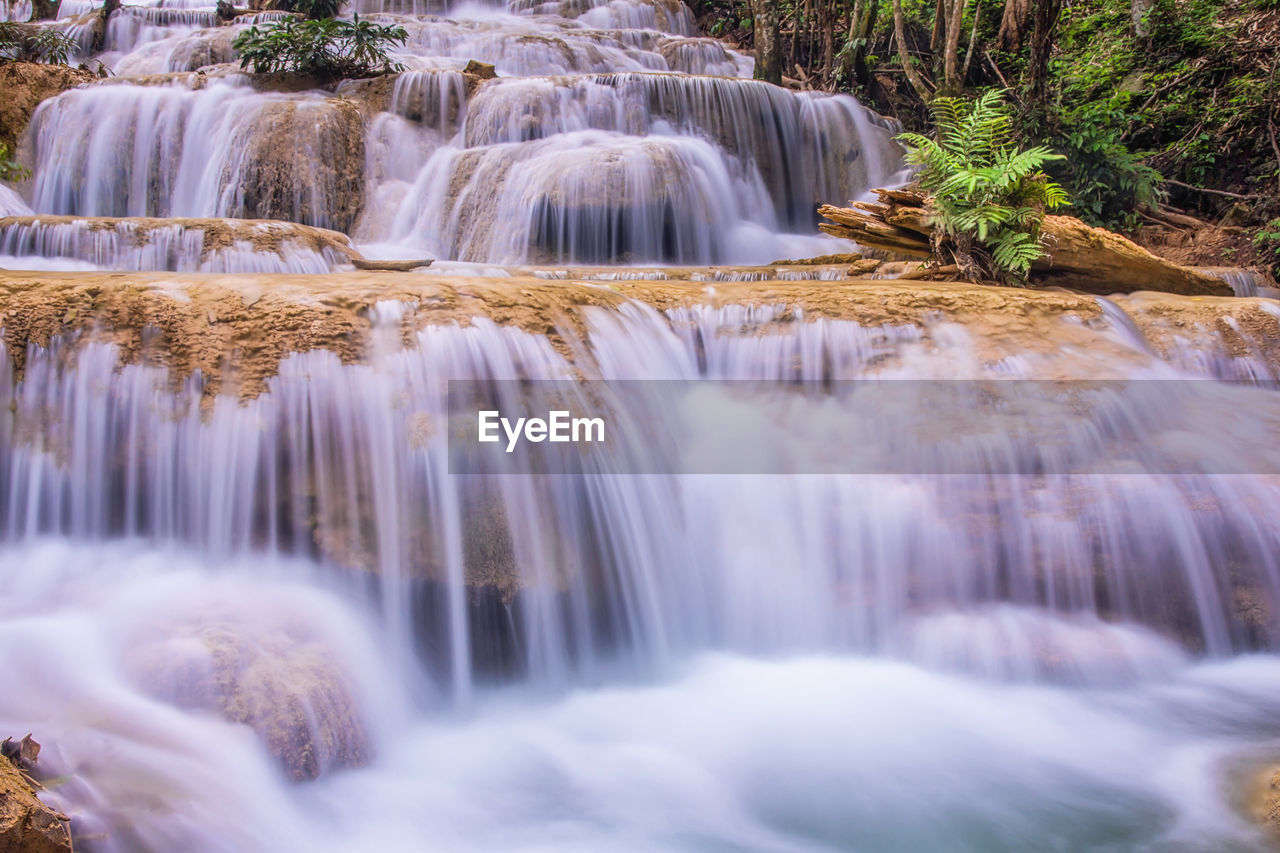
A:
[893, 0, 933, 102]
[750, 0, 784, 84]
[852, 0, 878, 86]
[1025, 0, 1062, 108]
[995, 0, 1030, 51]
[941, 0, 968, 93]
[27, 0, 59, 20]
[960, 0, 982, 84]
[1131, 0, 1155, 37]
[930, 0, 946, 51]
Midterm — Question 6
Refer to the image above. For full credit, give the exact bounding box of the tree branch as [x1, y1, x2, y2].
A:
[1163, 178, 1264, 201]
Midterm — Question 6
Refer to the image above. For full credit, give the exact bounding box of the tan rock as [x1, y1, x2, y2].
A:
[0, 61, 95, 150]
[128, 622, 370, 782]
[0, 751, 71, 853]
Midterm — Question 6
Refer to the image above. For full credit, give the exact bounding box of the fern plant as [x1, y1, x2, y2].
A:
[896, 90, 1070, 284]
[0, 23, 77, 65]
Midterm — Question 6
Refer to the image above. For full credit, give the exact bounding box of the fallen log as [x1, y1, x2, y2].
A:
[874, 188, 929, 206]
[818, 222, 932, 258]
[819, 195, 1233, 297]
[899, 263, 959, 281]
[1032, 215, 1232, 297]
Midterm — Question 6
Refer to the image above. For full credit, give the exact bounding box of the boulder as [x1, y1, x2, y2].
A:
[463, 60, 497, 81]
[128, 623, 370, 782]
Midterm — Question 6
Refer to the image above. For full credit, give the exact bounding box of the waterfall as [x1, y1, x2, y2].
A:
[0, 216, 355, 271]
[3, 282, 1280, 848]
[10, 0, 906, 271]
[6, 292, 1280, 676]
[6, 0, 1280, 850]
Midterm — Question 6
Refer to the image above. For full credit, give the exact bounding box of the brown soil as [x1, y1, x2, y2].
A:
[0, 62, 96, 150]
[1135, 222, 1279, 287]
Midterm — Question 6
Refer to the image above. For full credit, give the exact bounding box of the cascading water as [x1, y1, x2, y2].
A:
[3, 275, 1280, 850]
[7, 0, 905, 269]
[4, 0, 1280, 850]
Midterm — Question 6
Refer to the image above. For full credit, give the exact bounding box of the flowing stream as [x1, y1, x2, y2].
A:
[3, 0, 1280, 851]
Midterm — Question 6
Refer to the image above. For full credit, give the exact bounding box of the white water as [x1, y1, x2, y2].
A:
[3, 293, 1280, 849]
[0, 217, 352, 271]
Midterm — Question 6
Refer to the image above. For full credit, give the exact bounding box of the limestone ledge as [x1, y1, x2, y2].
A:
[2, 269, 1279, 396]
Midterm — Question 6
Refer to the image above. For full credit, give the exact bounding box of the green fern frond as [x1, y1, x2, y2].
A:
[894, 90, 1070, 283]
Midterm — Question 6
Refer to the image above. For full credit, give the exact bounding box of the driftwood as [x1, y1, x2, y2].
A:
[820, 189, 1233, 297]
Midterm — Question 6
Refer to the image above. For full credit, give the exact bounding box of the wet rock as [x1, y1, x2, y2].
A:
[847, 258, 883, 276]
[0, 62, 95, 150]
[6, 269, 1280, 399]
[229, 98, 366, 232]
[128, 623, 370, 781]
[463, 60, 497, 80]
[0, 742, 71, 853]
[351, 257, 434, 271]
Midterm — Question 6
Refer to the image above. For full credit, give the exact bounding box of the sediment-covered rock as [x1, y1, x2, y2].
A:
[224, 98, 366, 232]
[4, 269, 1280, 395]
[0, 746, 72, 853]
[0, 61, 95, 150]
[0, 215, 358, 272]
[28, 82, 367, 232]
[127, 620, 370, 781]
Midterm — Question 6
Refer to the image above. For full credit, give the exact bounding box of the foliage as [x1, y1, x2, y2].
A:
[233, 15, 406, 80]
[1029, 102, 1162, 228]
[1255, 219, 1280, 280]
[0, 141, 28, 183]
[897, 90, 1069, 283]
[0, 22, 77, 65]
[705, 0, 1277, 242]
[1048, 0, 1278, 221]
[275, 0, 344, 21]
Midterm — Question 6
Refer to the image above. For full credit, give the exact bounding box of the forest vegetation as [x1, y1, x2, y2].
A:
[691, 0, 1280, 279]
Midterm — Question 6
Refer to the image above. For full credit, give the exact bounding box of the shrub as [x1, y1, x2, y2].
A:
[233, 15, 406, 80]
[1254, 218, 1280, 281]
[0, 23, 77, 65]
[1023, 101, 1163, 229]
[0, 141, 29, 183]
[896, 90, 1070, 283]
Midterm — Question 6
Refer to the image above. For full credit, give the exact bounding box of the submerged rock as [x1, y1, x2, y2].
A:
[0, 744, 72, 853]
[128, 621, 371, 782]
[0, 215, 359, 272]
